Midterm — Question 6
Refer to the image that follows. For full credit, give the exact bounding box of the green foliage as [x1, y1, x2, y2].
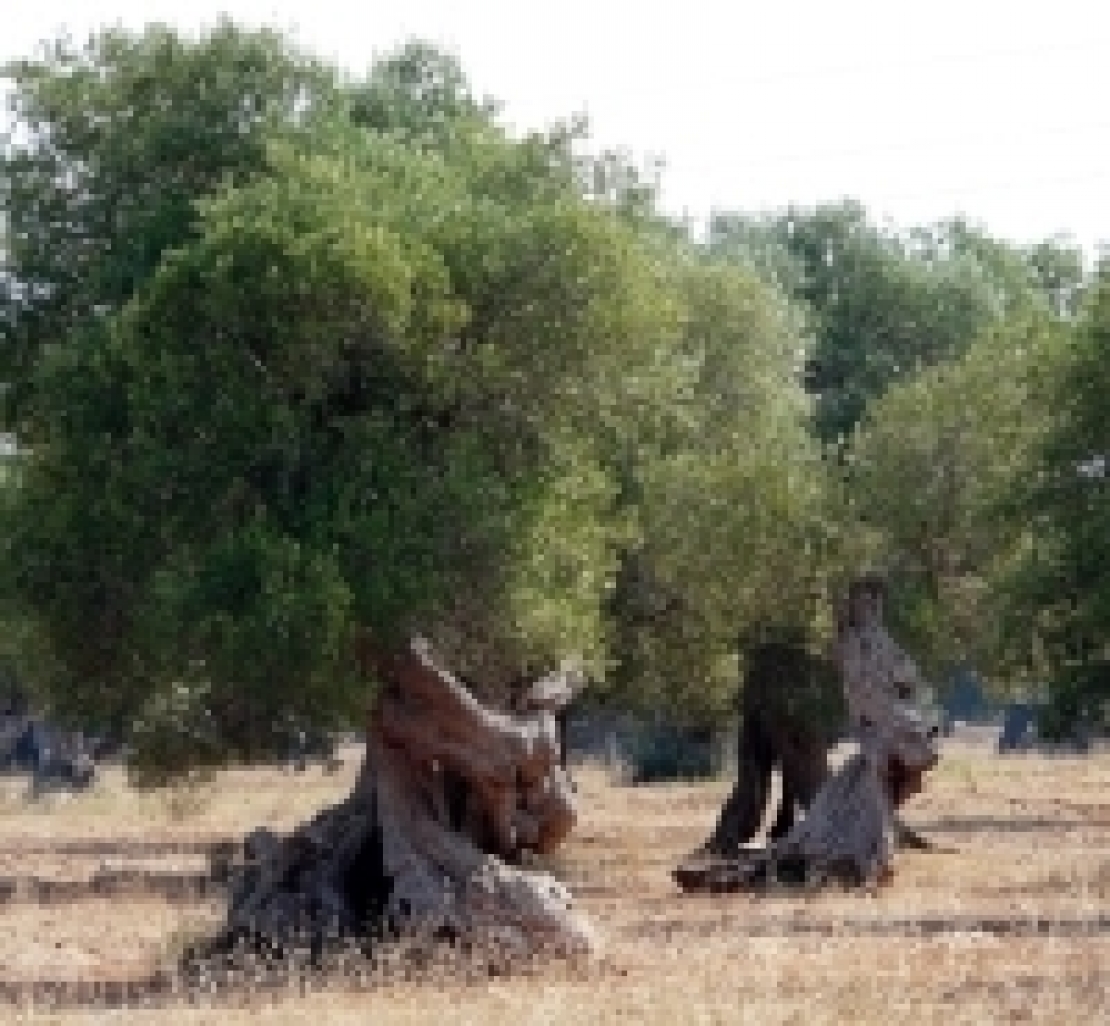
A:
[1, 20, 336, 436]
[710, 204, 992, 443]
[0, 28, 830, 773]
[20, 23, 1078, 775]
[710, 201, 1093, 705]
[1027, 237, 1087, 318]
[709, 204, 1074, 447]
[348, 40, 498, 148]
[3, 95, 639, 759]
[601, 254, 833, 725]
[847, 312, 1070, 680]
[992, 279, 1110, 730]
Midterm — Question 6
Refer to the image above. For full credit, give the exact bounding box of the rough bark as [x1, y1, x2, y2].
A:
[203, 638, 594, 966]
[677, 577, 940, 893]
[703, 632, 941, 859]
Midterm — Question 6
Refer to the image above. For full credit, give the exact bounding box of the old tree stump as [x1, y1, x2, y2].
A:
[675, 577, 941, 893]
[200, 638, 594, 968]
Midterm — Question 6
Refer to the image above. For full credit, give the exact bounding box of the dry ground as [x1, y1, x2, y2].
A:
[0, 740, 1107, 1024]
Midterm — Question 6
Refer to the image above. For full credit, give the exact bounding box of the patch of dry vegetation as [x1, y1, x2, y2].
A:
[0, 742, 1108, 1023]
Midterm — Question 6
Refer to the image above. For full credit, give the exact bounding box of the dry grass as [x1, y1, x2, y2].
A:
[1, 741, 1108, 1024]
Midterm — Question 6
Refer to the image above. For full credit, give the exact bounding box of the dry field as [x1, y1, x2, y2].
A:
[0, 740, 1107, 1024]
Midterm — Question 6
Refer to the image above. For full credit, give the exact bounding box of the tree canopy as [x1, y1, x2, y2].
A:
[0, 25, 825, 774]
[2, 20, 1104, 772]
[990, 274, 1110, 734]
[1, 21, 338, 439]
[707, 201, 1098, 716]
[845, 310, 1069, 682]
[708, 203, 1084, 446]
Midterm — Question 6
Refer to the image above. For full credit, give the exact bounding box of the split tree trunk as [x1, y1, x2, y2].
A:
[208, 638, 594, 964]
[676, 577, 941, 893]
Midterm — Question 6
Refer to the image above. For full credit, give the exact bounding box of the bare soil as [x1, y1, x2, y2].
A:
[0, 740, 1107, 1023]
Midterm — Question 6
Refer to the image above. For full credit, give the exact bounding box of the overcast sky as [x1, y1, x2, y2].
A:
[4, 0, 1108, 254]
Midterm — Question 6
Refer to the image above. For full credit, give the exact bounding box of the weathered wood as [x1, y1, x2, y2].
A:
[207, 638, 593, 966]
[677, 576, 940, 893]
[374, 639, 578, 859]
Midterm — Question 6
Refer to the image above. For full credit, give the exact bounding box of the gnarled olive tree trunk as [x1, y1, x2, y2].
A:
[676, 577, 940, 892]
[209, 638, 594, 962]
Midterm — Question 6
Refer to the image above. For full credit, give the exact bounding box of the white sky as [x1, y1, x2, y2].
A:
[4, 0, 1109, 254]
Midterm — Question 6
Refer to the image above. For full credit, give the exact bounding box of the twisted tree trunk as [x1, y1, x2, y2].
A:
[206, 638, 594, 964]
[676, 577, 941, 893]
